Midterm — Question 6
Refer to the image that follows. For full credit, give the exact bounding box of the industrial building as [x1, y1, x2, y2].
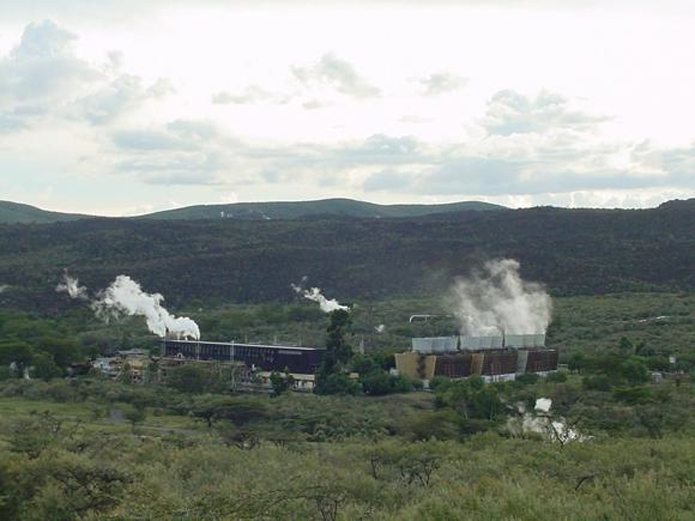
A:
[161, 339, 326, 390]
[395, 334, 557, 383]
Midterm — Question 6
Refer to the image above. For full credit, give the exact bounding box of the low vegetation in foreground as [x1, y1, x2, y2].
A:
[1, 367, 695, 520]
[1, 292, 695, 519]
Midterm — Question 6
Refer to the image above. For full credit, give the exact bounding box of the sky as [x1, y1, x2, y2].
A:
[1, 0, 694, 215]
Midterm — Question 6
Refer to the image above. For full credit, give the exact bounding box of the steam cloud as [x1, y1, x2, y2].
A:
[57, 271, 200, 340]
[507, 398, 589, 443]
[0, 284, 9, 294]
[291, 281, 349, 313]
[450, 259, 552, 335]
[92, 275, 200, 340]
[56, 272, 88, 300]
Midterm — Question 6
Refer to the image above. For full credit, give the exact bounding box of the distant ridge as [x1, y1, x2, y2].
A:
[0, 200, 87, 224]
[0, 198, 505, 224]
[140, 198, 506, 221]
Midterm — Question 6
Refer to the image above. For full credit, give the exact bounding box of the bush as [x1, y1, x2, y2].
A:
[428, 376, 451, 391]
[315, 373, 361, 396]
[166, 365, 211, 394]
[545, 371, 568, 383]
[0, 365, 14, 381]
[583, 375, 612, 392]
[516, 373, 540, 385]
[361, 371, 392, 396]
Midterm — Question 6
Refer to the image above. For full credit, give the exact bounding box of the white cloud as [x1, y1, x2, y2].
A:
[0, 20, 171, 131]
[481, 89, 609, 136]
[2, 5, 695, 214]
[292, 53, 381, 100]
[418, 72, 468, 96]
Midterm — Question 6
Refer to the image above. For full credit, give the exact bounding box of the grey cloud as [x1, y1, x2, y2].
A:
[166, 119, 218, 139]
[112, 130, 189, 151]
[0, 21, 172, 130]
[212, 85, 281, 105]
[0, 21, 97, 106]
[482, 89, 609, 135]
[363, 170, 418, 191]
[111, 119, 247, 185]
[419, 72, 468, 96]
[338, 134, 421, 164]
[211, 54, 379, 110]
[293, 53, 381, 99]
[421, 163, 659, 196]
[112, 119, 218, 151]
[109, 115, 695, 197]
[115, 152, 224, 184]
[302, 99, 328, 110]
[77, 76, 173, 124]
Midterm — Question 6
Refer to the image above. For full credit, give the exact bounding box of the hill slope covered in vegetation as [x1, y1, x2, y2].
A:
[1, 204, 695, 312]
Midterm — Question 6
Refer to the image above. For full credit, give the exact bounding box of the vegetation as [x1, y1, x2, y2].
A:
[0, 198, 502, 225]
[3, 203, 695, 313]
[1, 369, 695, 519]
[2, 201, 695, 519]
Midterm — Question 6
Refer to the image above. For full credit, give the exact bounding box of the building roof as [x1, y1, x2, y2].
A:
[163, 339, 324, 352]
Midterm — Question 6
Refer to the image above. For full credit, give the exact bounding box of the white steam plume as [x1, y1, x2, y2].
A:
[291, 282, 349, 313]
[0, 284, 9, 294]
[375, 324, 386, 334]
[92, 275, 200, 340]
[450, 259, 552, 335]
[507, 398, 590, 443]
[56, 271, 88, 300]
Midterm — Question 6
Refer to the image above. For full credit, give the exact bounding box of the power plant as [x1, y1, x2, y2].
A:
[395, 333, 558, 383]
[161, 339, 326, 391]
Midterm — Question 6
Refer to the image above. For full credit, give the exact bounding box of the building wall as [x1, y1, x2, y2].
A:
[163, 340, 325, 374]
[395, 348, 559, 381]
[394, 352, 437, 380]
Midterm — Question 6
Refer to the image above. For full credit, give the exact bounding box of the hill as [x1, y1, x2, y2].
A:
[0, 199, 504, 225]
[0, 201, 87, 224]
[1, 203, 695, 313]
[141, 198, 505, 221]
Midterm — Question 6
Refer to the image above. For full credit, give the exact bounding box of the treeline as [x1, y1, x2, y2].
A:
[2, 204, 695, 313]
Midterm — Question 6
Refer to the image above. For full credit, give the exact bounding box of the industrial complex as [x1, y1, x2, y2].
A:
[395, 334, 558, 383]
[161, 339, 326, 391]
[88, 333, 557, 391]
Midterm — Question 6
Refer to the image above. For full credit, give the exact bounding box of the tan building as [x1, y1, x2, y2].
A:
[395, 335, 558, 382]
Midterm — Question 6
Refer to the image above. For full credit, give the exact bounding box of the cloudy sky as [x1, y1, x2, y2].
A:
[1, 0, 694, 215]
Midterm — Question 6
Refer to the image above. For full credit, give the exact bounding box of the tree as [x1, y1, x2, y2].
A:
[620, 358, 649, 385]
[31, 352, 63, 380]
[315, 310, 356, 395]
[270, 369, 294, 396]
[37, 337, 81, 369]
[123, 403, 147, 432]
[322, 309, 353, 374]
[315, 373, 360, 396]
[166, 364, 209, 394]
[0, 341, 33, 374]
[618, 336, 634, 354]
[361, 371, 392, 396]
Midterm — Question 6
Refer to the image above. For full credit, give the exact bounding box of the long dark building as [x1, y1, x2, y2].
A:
[162, 339, 325, 375]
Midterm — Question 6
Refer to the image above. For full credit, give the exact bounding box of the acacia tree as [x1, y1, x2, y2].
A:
[315, 310, 359, 395]
[323, 309, 353, 373]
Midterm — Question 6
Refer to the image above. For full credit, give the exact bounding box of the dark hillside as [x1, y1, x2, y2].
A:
[140, 198, 505, 221]
[1, 205, 695, 313]
[0, 201, 86, 224]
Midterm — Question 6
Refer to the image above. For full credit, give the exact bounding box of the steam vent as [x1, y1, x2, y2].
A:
[395, 334, 558, 383]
